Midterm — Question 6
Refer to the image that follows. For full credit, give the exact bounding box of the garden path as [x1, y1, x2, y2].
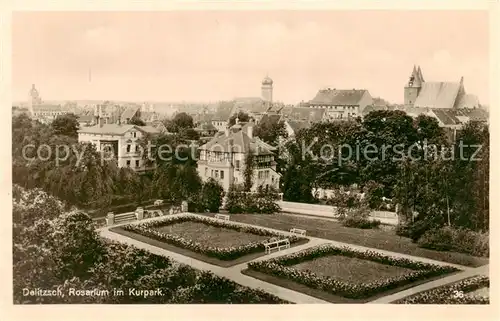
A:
[98, 213, 481, 304]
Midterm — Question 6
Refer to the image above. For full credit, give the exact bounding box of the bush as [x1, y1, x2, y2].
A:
[339, 206, 380, 229]
[418, 227, 454, 251]
[225, 185, 281, 214]
[200, 179, 224, 213]
[418, 226, 489, 257]
[342, 216, 381, 229]
[363, 181, 384, 209]
[395, 223, 411, 237]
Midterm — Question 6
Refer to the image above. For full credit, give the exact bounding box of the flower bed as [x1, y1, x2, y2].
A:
[247, 244, 459, 299]
[396, 275, 489, 304]
[122, 215, 305, 261]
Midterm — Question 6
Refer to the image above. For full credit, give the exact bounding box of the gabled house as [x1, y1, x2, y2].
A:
[78, 124, 160, 172]
[301, 88, 373, 121]
[197, 120, 281, 192]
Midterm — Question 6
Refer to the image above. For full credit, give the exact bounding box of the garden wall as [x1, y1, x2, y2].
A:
[277, 201, 399, 226]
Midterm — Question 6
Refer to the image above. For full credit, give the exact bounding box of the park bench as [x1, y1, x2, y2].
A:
[154, 199, 163, 206]
[289, 228, 307, 236]
[264, 238, 290, 254]
[214, 214, 230, 221]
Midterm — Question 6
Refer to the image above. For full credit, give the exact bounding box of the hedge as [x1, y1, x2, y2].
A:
[396, 275, 489, 304]
[248, 244, 459, 299]
[122, 215, 305, 260]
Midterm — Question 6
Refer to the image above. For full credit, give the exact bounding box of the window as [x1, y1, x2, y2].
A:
[135, 145, 139, 152]
[133, 132, 137, 138]
[215, 170, 219, 178]
[205, 167, 208, 176]
[211, 170, 214, 177]
[220, 171, 224, 179]
[126, 145, 131, 153]
[135, 160, 140, 168]
[126, 160, 131, 167]
[235, 160, 240, 171]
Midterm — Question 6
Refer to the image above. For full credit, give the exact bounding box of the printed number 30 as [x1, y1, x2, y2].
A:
[453, 290, 464, 298]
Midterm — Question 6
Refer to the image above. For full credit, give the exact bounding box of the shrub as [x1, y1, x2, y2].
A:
[339, 206, 380, 229]
[200, 179, 224, 213]
[225, 185, 281, 214]
[363, 181, 384, 209]
[418, 226, 454, 251]
[418, 226, 489, 257]
[342, 216, 381, 229]
[395, 223, 411, 237]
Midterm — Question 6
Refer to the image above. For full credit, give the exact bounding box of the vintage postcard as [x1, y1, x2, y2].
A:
[3, 1, 498, 320]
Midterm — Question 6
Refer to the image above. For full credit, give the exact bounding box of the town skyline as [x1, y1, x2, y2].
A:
[13, 11, 489, 104]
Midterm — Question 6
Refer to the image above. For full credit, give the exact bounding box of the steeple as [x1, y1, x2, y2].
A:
[417, 66, 424, 82]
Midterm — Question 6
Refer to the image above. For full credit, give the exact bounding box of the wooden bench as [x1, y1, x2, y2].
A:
[264, 238, 290, 254]
[214, 214, 230, 221]
[289, 228, 307, 236]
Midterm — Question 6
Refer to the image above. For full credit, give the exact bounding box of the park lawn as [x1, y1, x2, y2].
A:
[110, 220, 308, 267]
[202, 213, 488, 267]
[241, 268, 452, 304]
[292, 255, 413, 285]
[154, 222, 269, 248]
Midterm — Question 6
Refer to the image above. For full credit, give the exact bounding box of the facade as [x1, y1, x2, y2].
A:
[404, 65, 480, 109]
[77, 124, 160, 172]
[301, 88, 373, 121]
[197, 120, 281, 192]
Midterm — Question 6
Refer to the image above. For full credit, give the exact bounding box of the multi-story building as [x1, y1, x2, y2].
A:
[77, 123, 160, 172]
[197, 120, 281, 192]
[301, 88, 373, 121]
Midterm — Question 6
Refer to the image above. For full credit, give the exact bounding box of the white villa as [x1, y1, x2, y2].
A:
[78, 123, 160, 172]
[197, 119, 281, 192]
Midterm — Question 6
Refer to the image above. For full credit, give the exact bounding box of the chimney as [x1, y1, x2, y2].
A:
[247, 119, 254, 138]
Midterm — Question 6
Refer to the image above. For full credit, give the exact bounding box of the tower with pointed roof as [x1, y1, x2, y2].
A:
[404, 65, 424, 106]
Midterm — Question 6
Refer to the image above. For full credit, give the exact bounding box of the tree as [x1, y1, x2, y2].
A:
[172, 112, 194, 130]
[243, 152, 254, 192]
[52, 113, 80, 138]
[200, 178, 224, 212]
[130, 116, 146, 126]
[254, 119, 287, 146]
[229, 111, 251, 126]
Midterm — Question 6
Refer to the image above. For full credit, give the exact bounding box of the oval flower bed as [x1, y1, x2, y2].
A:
[396, 275, 489, 304]
[121, 215, 305, 261]
[248, 244, 459, 299]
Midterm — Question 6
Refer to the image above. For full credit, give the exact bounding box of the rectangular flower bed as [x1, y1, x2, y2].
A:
[247, 244, 459, 299]
[120, 215, 306, 261]
[395, 275, 489, 304]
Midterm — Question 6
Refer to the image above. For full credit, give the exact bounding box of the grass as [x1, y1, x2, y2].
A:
[291, 255, 413, 285]
[202, 213, 488, 267]
[109, 225, 308, 268]
[241, 267, 453, 304]
[153, 222, 269, 248]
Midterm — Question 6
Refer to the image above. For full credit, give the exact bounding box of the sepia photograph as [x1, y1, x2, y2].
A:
[9, 6, 492, 311]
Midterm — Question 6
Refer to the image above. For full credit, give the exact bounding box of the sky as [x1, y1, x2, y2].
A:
[12, 11, 489, 104]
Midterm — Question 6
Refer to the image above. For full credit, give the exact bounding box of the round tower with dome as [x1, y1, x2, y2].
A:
[261, 75, 273, 104]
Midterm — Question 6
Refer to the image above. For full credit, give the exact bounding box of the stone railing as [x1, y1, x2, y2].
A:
[99, 200, 190, 227]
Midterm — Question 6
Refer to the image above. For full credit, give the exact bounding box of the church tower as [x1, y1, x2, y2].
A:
[261, 75, 273, 104]
[28, 84, 42, 117]
[404, 65, 423, 106]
